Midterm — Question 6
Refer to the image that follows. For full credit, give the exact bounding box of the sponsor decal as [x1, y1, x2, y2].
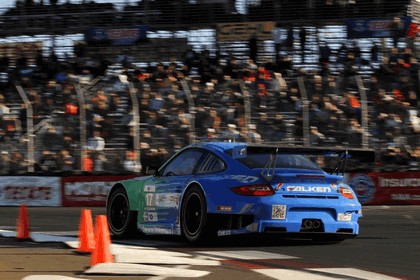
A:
[144, 193, 180, 208]
[330, 183, 338, 190]
[64, 182, 113, 197]
[346, 17, 411, 38]
[144, 184, 156, 192]
[217, 229, 232, 236]
[155, 193, 180, 208]
[349, 174, 375, 204]
[224, 175, 259, 184]
[0, 177, 60, 206]
[272, 205, 286, 220]
[62, 175, 135, 206]
[140, 226, 174, 235]
[232, 144, 247, 158]
[286, 186, 331, 193]
[378, 177, 420, 188]
[216, 21, 275, 41]
[337, 213, 352, 222]
[3, 186, 52, 201]
[275, 183, 283, 191]
[144, 212, 158, 222]
[217, 205, 232, 212]
[85, 26, 149, 45]
[391, 194, 420, 201]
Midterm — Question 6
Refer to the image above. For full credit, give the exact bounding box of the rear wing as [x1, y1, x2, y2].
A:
[245, 144, 376, 176]
[245, 144, 375, 160]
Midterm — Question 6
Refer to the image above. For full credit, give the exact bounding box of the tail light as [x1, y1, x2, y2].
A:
[231, 184, 274, 196]
[339, 187, 355, 199]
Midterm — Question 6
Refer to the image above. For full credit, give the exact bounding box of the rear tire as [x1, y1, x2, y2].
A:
[181, 186, 209, 243]
[107, 187, 138, 238]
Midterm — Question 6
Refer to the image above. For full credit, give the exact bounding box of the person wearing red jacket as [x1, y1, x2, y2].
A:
[406, 22, 419, 55]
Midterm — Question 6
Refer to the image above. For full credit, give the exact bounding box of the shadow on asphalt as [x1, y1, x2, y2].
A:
[113, 233, 348, 249]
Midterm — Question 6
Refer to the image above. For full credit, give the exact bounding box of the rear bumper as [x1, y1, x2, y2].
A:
[216, 211, 361, 237]
[257, 219, 359, 234]
[214, 195, 362, 238]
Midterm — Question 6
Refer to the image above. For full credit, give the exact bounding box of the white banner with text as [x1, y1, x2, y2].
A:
[0, 177, 61, 206]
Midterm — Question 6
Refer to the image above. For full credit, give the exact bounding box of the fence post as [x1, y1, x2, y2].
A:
[128, 82, 141, 172]
[180, 79, 196, 144]
[239, 80, 251, 131]
[15, 85, 34, 173]
[297, 77, 310, 146]
[355, 75, 369, 149]
[74, 83, 87, 171]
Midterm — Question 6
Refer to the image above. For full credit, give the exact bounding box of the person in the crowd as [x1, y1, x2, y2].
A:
[1, 30, 418, 175]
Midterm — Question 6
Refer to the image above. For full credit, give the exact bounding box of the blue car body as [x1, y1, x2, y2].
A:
[107, 142, 370, 242]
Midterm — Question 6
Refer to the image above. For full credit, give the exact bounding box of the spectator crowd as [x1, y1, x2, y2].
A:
[0, 31, 419, 175]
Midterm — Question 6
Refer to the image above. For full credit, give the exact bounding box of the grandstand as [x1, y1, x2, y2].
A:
[0, 0, 418, 175]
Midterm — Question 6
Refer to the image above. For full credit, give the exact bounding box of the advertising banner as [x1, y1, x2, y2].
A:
[0, 177, 61, 206]
[62, 175, 136, 207]
[346, 17, 411, 38]
[345, 172, 420, 205]
[85, 26, 149, 45]
[83, 38, 188, 64]
[216, 21, 275, 41]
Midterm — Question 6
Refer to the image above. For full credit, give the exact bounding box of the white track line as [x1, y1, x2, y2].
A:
[254, 267, 403, 280]
[196, 250, 299, 260]
[64, 240, 158, 252]
[309, 268, 402, 280]
[115, 253, 221, 266]
[31, 233, 77, 243]
[84, 262, 210, 277]
[22, 276, 89, 280]
[254, 268, 339, 280]
[0, 229, 16, 238]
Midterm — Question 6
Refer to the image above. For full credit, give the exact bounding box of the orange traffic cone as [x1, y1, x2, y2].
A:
[16, 204, 30, 240]
[90, 215, 114, 266]
[77, 209, 95, 253]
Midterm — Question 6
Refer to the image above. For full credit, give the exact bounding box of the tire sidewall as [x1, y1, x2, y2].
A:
[107, 187, 132, 237]
[181, 186, 207, 242]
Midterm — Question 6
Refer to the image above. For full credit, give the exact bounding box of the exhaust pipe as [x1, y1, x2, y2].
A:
[313, 220, 321, 229]
[303, 220, 313, 229]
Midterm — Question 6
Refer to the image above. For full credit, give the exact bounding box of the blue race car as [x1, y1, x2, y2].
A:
[107, 142, 374, 242]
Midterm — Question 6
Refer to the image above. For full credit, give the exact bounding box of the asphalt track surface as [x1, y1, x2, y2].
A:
[0, 206, 420, 280]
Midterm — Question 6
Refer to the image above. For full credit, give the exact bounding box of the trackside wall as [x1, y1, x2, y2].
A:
[0, 173, 419, 206]
[345, 172, 420, 205]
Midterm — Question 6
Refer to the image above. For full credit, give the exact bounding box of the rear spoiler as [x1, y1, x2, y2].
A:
[244, 144, 376, 176]
[245, 144, 376, 162]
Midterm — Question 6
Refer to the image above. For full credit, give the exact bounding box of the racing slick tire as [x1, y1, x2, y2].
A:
[107, 186, 139, 238]
[181, 185, 211, 243]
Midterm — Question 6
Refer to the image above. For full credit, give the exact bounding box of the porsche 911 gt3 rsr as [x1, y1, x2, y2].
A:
[106, 142, 374, 242]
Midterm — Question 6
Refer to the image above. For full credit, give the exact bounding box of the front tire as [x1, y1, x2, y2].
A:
[107, 187, 138, 238]
[181, 186, 208, 242]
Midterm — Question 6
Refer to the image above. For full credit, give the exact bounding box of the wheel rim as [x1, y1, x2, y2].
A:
[110, 193, 129, 232]
[184, 193, 203, 236]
